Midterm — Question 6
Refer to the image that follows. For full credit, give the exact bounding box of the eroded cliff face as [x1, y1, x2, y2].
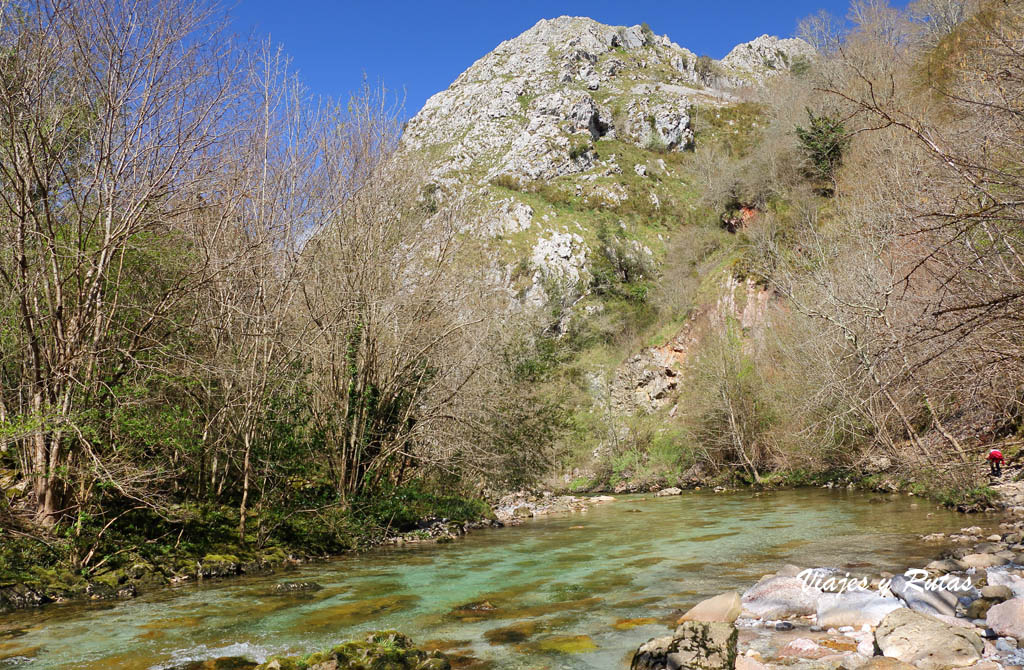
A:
[402, 16, 809, 462]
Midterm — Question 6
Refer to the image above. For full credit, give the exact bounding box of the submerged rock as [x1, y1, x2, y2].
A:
[272, 581, 322, 593]
[171, 658, 257, 670]
[257, 630, 449, 670]
[532, 634, 599, 654]
[874, 608, 983, 670]
[776, 638, 832, 660]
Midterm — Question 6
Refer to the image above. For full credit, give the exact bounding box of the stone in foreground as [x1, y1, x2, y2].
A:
[874, 609, 983, 670]
[986, 597, 1024, 641]
[888, 574, 958, 616]
[672, 621, 737, 670]
[632, 621, 737, 670]
[678, 592, 742, 624]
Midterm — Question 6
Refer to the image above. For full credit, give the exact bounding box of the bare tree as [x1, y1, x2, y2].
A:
[0, 0, 238, 523]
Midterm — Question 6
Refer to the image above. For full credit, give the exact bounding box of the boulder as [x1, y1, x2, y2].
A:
[889, 574, 959, 616]
[631, 622, 737, 670]
[0, 584, 50, 611]
[671, 621, 737, 670]
[986, 597, 1024, 641]
[777, 638, 832, 660]
[980, 584, 1013, 601]
[875, 609, 983, 670]
[925, 559, 965, 573]
[655, 487, 682, 497]
[962, 553, 1010, 569]
[987, 569, 1024, 597]
[775, 565, 804, 578]
[816, 591, 905, 628]
[735, 656, 767, 670]
[632, 636, 675, 670]
[741, 576, 821, 619]
[678, 592, 742, 624]
[966, 597, 999, 619]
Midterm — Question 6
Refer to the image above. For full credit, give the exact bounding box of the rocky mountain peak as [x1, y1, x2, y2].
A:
[403, 18, 808, 189]
[722, 34, 815, 76]
[401, 16, 813, 325]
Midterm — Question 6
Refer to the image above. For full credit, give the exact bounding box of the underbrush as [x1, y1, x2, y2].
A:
[0, 481, 490, 594]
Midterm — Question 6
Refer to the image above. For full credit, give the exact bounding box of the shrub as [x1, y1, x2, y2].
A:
[490, 174, 523, 191]
[795, 108, 849, 188]
[569, 137, 592, 161]
[695, 55, 717, 82]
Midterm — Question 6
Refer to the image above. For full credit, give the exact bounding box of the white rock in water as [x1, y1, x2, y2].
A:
[741, 576, 822, 619]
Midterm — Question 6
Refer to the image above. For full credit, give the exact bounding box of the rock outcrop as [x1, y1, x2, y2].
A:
[403, 17, 750, 187]
[399, 15, 805, 341]
[721, 35, 815, 82]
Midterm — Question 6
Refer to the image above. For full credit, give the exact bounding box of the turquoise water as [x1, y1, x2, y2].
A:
[0, 489, 994, 669]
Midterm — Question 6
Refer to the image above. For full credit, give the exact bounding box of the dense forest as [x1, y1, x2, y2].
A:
[1, 0, 1023, 593]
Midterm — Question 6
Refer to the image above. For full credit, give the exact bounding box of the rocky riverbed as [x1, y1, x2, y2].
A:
[632, 512, 1024, 670]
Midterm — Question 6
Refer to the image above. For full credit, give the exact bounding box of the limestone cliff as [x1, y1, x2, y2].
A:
[401, 17, 811, 483]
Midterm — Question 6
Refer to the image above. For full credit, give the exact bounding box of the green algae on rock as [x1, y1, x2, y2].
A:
[530, 634, 600, 654]
[257, 631, 449, 670]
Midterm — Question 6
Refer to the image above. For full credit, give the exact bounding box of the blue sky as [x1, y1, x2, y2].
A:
[230, 1, 859, 116]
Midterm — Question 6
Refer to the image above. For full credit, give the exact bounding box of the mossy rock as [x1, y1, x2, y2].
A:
[198, 554, 242, 579]
[171, 657, 257, 670]
[259, 546, 289, 564]
[258, 631, 450, 670]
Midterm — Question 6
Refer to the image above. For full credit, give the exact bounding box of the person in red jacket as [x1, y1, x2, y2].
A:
[987, 448, 1005, 476]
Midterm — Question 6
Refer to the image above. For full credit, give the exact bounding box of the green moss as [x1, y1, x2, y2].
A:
[531, 634, 598, 654]
[258, 631, 450, 670]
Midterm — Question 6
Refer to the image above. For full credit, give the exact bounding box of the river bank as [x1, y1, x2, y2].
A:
[0, 486, 496, 614]
[2, 470, 1021, 617]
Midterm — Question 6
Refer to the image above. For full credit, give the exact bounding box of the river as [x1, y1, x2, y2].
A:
[0, 488, 996, 669]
